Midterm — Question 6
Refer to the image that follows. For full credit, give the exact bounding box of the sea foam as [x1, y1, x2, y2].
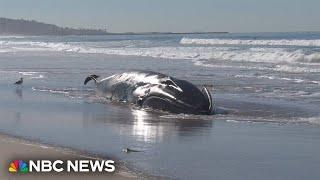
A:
[180, 37, 320, 47]
[1, 40, 320, 64]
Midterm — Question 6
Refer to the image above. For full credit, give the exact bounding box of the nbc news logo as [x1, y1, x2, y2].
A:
[9, 160, 28, 173]
[9, 159, 115, 173]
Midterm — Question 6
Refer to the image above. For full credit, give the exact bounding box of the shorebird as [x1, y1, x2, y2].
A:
[14, 77, 23, 85]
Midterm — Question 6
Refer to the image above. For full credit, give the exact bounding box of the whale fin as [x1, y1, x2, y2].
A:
[84, 75, 100, 85]
[202, 86, 213, 114]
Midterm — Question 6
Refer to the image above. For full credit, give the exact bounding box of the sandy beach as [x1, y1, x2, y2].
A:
[0, 133, 136, 180]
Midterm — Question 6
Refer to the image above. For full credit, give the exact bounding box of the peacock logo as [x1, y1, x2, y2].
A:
[9, 160, 28, 173]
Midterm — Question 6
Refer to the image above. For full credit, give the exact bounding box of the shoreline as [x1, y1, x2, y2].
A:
[0, 133, 141, 180]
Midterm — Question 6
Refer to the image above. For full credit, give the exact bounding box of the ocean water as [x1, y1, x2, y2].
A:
[0, 32, 320, 179]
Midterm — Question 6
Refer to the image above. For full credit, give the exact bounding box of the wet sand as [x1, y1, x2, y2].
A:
[0, 133, 136, 180]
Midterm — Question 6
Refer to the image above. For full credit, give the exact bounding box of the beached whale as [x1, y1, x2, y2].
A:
[84, 71, 213, 115]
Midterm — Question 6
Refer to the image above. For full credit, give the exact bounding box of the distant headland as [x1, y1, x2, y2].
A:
[0, 17, 108, 35]
[0, 17, 228, 36]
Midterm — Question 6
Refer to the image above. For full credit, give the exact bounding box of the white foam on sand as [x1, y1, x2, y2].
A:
[32, 87, 71, 95]
[31, 86, 89, 100]
[234, 74, 320, 84]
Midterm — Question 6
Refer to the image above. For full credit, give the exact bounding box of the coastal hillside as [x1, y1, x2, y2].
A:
[0, 17, 108, 35]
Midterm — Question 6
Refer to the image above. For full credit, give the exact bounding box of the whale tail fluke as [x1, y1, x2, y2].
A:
[84, 75, 100, 85]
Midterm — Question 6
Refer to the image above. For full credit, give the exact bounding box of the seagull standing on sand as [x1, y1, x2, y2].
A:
[14, 77, 23, 85]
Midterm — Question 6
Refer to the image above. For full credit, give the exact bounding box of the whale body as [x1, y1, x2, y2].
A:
[84, 71, 213, 115]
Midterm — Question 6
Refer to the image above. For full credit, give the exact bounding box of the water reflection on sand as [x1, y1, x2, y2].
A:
[81, 103, 213, 144]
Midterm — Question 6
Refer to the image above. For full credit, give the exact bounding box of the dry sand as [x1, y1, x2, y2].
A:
[0, 134, 137, 180]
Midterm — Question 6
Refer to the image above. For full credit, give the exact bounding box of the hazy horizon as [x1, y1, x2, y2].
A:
[0, 0, 320, 33]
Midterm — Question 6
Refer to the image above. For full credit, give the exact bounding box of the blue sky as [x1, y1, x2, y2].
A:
[0, 0, 319, 33]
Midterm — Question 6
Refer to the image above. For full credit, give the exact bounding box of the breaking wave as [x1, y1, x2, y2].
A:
[1, 40, 320, 64]
[180, 37, 320, 47]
